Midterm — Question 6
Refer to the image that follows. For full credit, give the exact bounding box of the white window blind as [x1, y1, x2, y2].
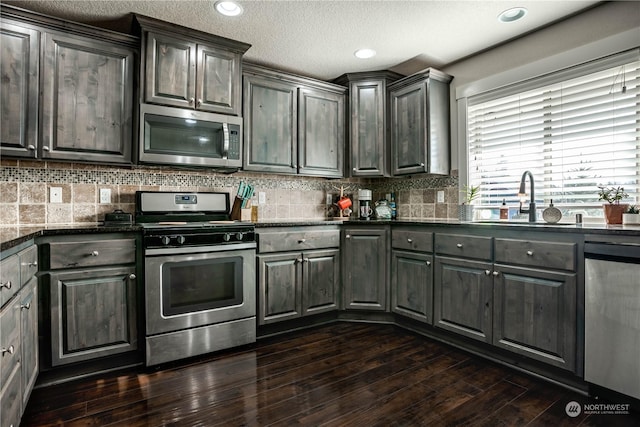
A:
[467, 51, 640, 212]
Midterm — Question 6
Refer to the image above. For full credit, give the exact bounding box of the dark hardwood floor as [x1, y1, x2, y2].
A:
[22, 323, 640, 426]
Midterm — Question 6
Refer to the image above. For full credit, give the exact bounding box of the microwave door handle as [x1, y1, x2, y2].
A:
[222, 123, 230, 160]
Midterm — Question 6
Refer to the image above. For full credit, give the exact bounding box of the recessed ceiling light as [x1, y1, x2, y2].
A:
[498, 7, 527, 23]
[354, 48, 376, 59]
[214, 1, 243, 17]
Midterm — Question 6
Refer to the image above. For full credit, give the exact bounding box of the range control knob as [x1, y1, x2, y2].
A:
[161, 236, 171, 245]
[176, 235, 186, 245]
[223, 233, 232, 242]
[235, 232, 244, 241]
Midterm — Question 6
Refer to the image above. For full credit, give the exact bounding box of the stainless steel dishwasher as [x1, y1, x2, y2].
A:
[584, 236, 640, 400]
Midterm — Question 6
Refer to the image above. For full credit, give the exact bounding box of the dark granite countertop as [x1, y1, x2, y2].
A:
[1, 223, 142, 252]
[3, 219, 639, 252]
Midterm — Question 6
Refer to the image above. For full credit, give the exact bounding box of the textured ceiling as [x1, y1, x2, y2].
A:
[4, 0, 602, 80]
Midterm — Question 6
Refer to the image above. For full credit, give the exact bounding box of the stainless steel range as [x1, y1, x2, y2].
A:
[136, 191, 256, 366]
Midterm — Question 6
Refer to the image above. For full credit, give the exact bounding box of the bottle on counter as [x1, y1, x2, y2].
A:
[500, 199, 509, 220]
[390, 192, 397, 220]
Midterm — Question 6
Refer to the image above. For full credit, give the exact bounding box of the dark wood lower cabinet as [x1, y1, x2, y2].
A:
[493, 264, 577, 371]
[391, 249, 433, 323]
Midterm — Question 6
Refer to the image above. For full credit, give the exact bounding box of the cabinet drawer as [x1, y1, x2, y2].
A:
[47, 238, 136, 269]
[257, 229, 340, 253]
[19, 245, 38, 287]
[0, 255, 20, 307]
[392, 229, 433, 252]
[495, 238, 576, 271]
[435, 233, 492, 261]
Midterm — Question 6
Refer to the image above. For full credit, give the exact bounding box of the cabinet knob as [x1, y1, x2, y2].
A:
[20, 302, 31, 310]
[27, 145, 36, 150]
[407, 238, 413, 243]
[304, 258, 310, 263]
[456, 243, 463, 248]
[492, 271, 500, 276]
[345, 234, 351, 239]
[197, 98, 202, 107]
[298, 239, 306, 244]
[526, 250, 534, 256]
[353, 168, 357, 172]
[0, 281, 12, 290]
[23, 261, 38, 268]
[296, 258, 303, 263]
[485, 270, 491, 276]
[299, 165, 304, 169]
[42, 146, 50, 152]
[189, 97, 195, 105]
[426, 261, 431, 266]
[91, 250, 99, 257]
[1, 345, 15, 356]
[129, 274, 137, 280]
[420, 163, 425, 167]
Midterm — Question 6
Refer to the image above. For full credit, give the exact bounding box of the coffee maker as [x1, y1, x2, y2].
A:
[358, 189, 373, 220]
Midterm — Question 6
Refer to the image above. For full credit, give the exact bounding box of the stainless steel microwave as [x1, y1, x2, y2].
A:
[139, 103, 243, 169]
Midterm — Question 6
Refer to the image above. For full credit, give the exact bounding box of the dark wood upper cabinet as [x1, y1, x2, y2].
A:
[333, 71, 402, 177]
[0, 20, 39, 158]
[389, 68, 452, 176]
[135, 14, 250, 116]
[243, 63, 346, 177]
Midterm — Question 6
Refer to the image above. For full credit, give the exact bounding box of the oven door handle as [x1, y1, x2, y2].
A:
[145, 242, 256, 256]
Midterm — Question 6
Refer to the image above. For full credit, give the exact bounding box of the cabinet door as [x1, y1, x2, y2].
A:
[493, 264, 577, 372]
[257, 253, 301, 324]
[343, 228, 388, 311]
[196, 43, 241, 115]
[349, 80, 386, 177]
[302, 249, 339, 315]
[0, 21, 39, 158]
[434, 256, 493, 343]
[391, 81, 427, 175]
[20, 277, 38, 407]
[298, 88, 344, 177]
[48, 266, 137, 366]
[145, 32, 196, 108]
[41, 32, 134, 164]
[0, 359, 21, 427]
[391, 250, 433, 323]
[243, 74, 297, 174]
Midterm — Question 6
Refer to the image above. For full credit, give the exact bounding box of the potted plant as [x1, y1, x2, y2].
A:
[597, 185, 629, 224]
[622, 205, 640, 225]
[459, 184, 480, 221]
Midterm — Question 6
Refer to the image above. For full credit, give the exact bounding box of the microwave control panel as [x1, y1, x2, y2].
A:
[228, 129, 240, 160]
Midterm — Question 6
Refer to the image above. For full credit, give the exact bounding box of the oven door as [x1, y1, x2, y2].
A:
[144, 243, 255, 336]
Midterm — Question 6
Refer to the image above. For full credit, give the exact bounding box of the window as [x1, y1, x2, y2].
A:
[467, 50, 639, 218]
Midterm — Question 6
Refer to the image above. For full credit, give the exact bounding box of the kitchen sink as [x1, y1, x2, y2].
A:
[470, 220, 576, 226]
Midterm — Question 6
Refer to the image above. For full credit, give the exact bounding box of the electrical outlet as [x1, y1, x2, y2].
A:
[326, 193, 333, 205]
[99, 188, 111, 204]
[437, 190, 445, 203]
[50, 187, 62, 203]
[258, 192, 266, 205]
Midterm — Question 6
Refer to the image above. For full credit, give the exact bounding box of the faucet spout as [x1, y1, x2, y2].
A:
[518, 170, 536, 222]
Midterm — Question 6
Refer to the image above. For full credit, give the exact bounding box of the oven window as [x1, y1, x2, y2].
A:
[161, 256, 243, 316]
[144, 114, 224, 158]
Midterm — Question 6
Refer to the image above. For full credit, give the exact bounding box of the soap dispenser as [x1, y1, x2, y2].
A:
[500, 199, 508, 220]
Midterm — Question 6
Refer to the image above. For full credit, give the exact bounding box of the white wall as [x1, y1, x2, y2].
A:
[443, 1, 640, 184]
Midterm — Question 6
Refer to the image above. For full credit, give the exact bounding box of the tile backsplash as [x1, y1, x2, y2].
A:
[0, 159, 459, 228]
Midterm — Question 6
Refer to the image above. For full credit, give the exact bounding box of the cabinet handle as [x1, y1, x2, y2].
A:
[526, 250, 534, 256]
[296, 258, 303, 263]
[492, 271, 500, 276]
[345, 234, 351, 239]
[20, 302, 31, 310]
[485, 270, 491, 276]
[456, 243, 463, 248]
[197, 98, 202, 107]
[28, 145, 36, 150]
[420, 163, 425, 167]
[90, 250, 99, 257]
[407, 238, 413, 243]
[353, 168, 357, 172]
[0, 281, 11, 290]
[129, 274, 137, 280]
[22, 261, 38, 268]
[426, 261, 431, 266]
[1, 345, 15, 356]
[189, 97, 195, 105]
[42, 146, 50, 152]
[298, 239, 306, 244]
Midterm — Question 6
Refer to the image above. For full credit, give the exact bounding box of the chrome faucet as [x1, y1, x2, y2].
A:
[518, 170, 536, 222]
